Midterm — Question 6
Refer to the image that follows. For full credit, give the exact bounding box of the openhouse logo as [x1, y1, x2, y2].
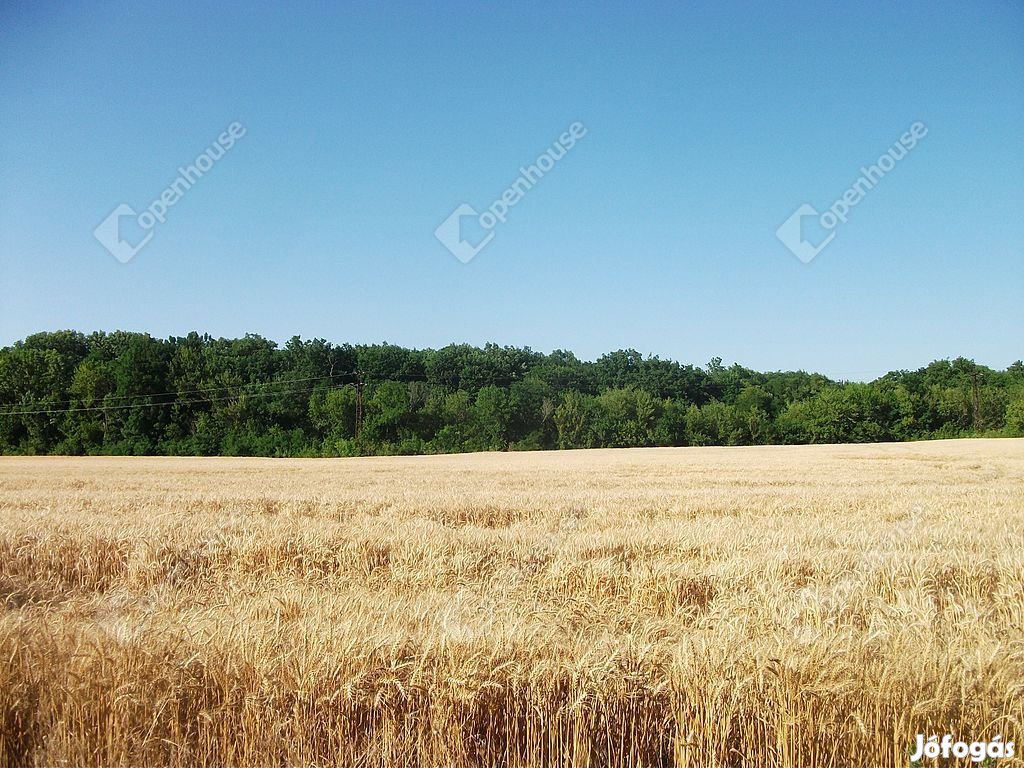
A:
[94, 122, 246, 263]
[776, 121, 927, 263]
[435, 122, 587, 263]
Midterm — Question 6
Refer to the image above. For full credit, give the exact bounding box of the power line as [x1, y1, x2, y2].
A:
[0, 370, 571, 418]
[0, 380, 358, 417]
[0, 370, 362, 411]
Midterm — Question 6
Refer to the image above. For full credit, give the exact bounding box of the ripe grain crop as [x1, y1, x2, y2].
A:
[1, 439, 1022, 767]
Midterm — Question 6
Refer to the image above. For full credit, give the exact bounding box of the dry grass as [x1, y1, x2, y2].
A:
[1, 439, 1022, 767]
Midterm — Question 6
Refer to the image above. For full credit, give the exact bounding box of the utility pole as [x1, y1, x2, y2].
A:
[354, 371, 364, 439]
[970, 368, 981, 432]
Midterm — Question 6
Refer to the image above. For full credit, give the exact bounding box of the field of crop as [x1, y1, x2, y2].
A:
[1, 439, 1022, 767]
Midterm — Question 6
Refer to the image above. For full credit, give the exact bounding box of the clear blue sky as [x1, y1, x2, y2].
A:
[1, 1, 1021, 380]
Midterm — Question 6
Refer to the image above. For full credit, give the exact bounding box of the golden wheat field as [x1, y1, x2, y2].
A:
[1, 439, 1022, 768]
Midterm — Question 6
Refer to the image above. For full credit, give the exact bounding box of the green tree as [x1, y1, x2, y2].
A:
[554, 391, 592, 449]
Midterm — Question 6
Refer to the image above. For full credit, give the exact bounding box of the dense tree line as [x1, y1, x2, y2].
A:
[0, 330, 1021, 456]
